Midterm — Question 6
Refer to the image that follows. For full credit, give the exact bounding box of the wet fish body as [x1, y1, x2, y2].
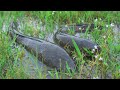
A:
[54, 32, 101, 55]
[9, 22, 76, 71]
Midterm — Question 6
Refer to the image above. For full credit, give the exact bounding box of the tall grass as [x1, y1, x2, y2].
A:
[0, 11, 120, 79]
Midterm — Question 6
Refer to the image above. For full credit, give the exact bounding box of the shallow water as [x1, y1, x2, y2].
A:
[7, 19, 120, 79]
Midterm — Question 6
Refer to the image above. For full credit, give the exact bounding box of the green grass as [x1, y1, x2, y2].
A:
[0, 11, 120, 79]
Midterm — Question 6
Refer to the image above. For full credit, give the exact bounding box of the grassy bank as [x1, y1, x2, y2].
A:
[0, 11, 120, 79]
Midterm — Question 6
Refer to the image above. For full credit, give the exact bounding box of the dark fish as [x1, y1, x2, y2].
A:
[8, 22, 76, 71]
[53, 32, 101, 56]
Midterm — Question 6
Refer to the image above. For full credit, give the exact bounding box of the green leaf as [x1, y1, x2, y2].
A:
[71, 38, 82, 58]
